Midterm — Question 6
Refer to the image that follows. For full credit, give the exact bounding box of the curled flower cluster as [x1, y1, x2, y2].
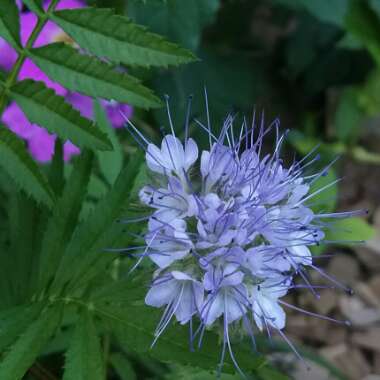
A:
[123, 97, 360, 372]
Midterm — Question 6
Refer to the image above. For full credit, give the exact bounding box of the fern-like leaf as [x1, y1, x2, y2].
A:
[51, 8, 197, 67]
[101, 305, 265, 374]
[0, 0, 21, 49]
[0, 127, 55, 208]
[50, 152, 143, 294]
[29, 43, 162, 108]
[0, 304, 62, 380]
[0, 304, 43, 354]
[37, 151, 94, 293]
[8, 79, 113, 151]
[21, 1, 44, 16]
[94, 100, 123, 186]
[63, 311, 105, 380]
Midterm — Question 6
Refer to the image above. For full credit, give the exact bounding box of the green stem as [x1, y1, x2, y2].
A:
[0, 0, 60, 116]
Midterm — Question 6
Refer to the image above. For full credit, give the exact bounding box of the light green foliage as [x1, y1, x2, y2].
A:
[309, 168, 338, 214]
[0, 127, 55, 208]
[63, 311, 105, 380]
[325, 217, 375, 243]
[0, 0, 21, 49]
[29, 43, 162, 108]
[51, 7, 197, 67]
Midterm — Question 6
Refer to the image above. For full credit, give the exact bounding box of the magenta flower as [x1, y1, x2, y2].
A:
[0, 0, 133, 162]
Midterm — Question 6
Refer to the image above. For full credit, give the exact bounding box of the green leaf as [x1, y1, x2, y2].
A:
[345, 0, 380, 65]
[0, 305, 62, 380]
[37, 151, 93, 292]
[0, 304, 43, 354]
[110, 353, 137, 380]
[334, 87, 363, 144]
[257, 366, 290, 380]
[29, 43, 161, 108]
[51, 7, 197, 67]
[273, 0, 349, 27]
[325, 217, 375, 242]
[309, 167, 338, 214]
[51, 152, 144, 293]
[102, 305, 264, 374]
[48, 138, 65, 196]
[151, 49, 272, 136]
[94, 100, 123, 186]
[128, 0, 220, 51]
[8, 194, 41, 303]
[89, 272, 149, 305]
[63, 311, 105, 380]
[0, 127, 55, 208]
[9, 79, 113, 151]
[358, 68, 380, 115]
[0, 0, 21, 49]
[22, 0, 44, 15]
[165, 364, 238, 380]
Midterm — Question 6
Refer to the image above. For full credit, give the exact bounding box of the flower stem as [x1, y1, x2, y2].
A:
[0, 0, 60, 116]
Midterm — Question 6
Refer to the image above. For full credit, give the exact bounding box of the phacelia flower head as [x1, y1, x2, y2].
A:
[121, 94, 364, 375]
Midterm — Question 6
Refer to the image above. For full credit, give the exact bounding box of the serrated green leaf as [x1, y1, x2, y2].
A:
[29, 43, 161, 108]
[22, 0, 44, 15]
[63, 311, 105, 380]
[37, 151, 93, 292]
[51, 7, 197, 67]
[48, 138, 65, 196]
[110, 353, 137, 380]
[93, 100, 123, 186]
[101, 305, 264, 374]
[0, 305, 62, 380]
[345, 0, 380, 65]
[0, 0, 21, 49]
[0, 304, 43, 354]
[8, 193, 41, 303]
[9, 79, 113, 151]
[51, 152, 144, 293]
[0, 127, 55, 208]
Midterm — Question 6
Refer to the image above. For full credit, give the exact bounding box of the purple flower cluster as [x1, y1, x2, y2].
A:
[124, 96, 360, 373]
[0, 0, 133, 162]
